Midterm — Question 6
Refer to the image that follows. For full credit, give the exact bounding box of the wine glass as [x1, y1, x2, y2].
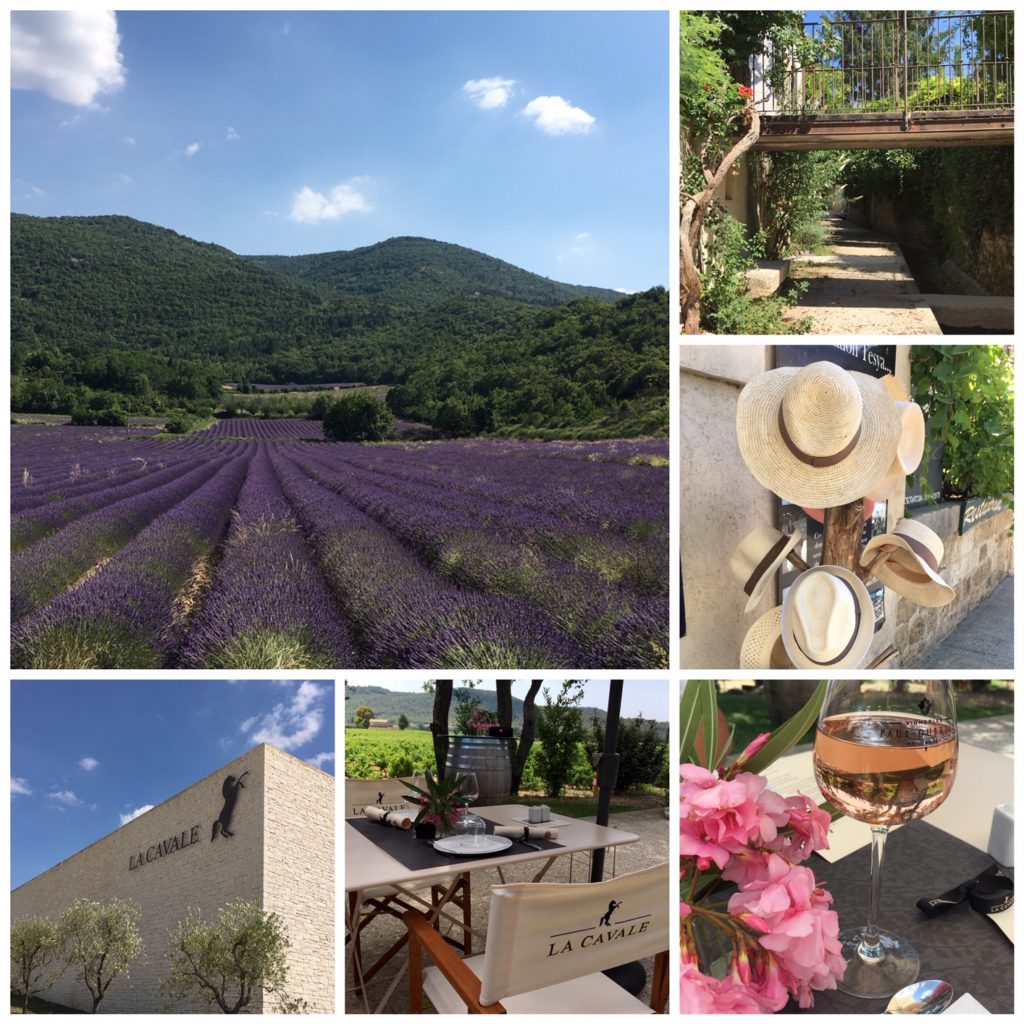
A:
[813, 681, 958, 999]
[454, 771, 485, 845]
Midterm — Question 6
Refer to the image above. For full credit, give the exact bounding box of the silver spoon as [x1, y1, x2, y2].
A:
[884, 979, 954, 1014]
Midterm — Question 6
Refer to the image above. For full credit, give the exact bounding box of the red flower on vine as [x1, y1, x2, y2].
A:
[738, 85, 754, 99]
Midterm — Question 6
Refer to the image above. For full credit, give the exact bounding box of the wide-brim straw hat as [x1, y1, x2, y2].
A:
[729, 526, 802, 613]
[737, 361, 902, 507]
[861, 518, 955, 607]
[865, 400, 925, 501]
[781, 565, 875, 669]
[800, 499, 876, 526]
[739, 606, 794, 669]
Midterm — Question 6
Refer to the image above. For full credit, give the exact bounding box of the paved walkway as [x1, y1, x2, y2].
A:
[918, 575, 1014, 670]
[783, 216, 943, 334]
[956, 714, 1014, 759]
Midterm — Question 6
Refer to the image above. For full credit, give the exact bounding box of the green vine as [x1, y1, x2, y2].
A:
[910, 345, 1014, 503]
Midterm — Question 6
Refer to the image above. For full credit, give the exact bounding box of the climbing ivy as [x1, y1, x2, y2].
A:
[910, 345, 1014, 502]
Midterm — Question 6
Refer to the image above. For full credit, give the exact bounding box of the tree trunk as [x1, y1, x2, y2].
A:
[496, 681, 513, 731]
[822, 501, 871, 581]
[430, 681, 453, 778]
[510, 681, 543, 795]
[680, 109, 761, 334]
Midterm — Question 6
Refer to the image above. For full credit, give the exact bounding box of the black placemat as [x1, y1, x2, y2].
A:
[793, 821, 1013, 1014]
[347, 815, 564, 873]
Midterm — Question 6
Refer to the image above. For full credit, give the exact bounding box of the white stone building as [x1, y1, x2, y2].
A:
[11, 744, 334, 1013]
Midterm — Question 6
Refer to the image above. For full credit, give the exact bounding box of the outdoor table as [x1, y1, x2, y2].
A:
[345, 803, 640, 1012]
[771, 742, 1014, 1015]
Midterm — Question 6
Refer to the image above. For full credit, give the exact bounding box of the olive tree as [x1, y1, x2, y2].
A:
[162, 899, 305, 1013]
[59, 897, 144, 1013]
[10, 916, 63, 1012]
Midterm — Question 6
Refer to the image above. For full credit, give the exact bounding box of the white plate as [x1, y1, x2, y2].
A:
[432, 834, 513, 856]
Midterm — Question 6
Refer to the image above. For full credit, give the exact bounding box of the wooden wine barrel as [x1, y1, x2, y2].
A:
[445, 735, 513, 807]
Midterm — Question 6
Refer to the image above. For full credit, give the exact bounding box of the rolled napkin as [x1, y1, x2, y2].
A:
[362, 805, 412, 829]
[493, 825, 559, 842]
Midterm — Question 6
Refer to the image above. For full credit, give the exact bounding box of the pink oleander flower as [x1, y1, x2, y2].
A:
[734, 731, 772, 767]
[776, 794, 833, 862]
[727, 854, 845, 1002]
[680, 900, 691, 920]
[679, 959, 717, 1013]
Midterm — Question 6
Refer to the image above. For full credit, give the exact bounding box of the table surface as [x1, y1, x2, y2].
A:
[345, 803, 639, 892]
[777, 741, 1015, 1015]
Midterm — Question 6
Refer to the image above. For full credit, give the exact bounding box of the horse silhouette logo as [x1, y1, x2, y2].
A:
[598, 899, 622, 928]
[211, 771, 248, 841]
[377, 791, 385, 805]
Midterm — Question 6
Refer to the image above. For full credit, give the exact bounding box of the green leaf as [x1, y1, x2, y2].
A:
[742, 681, 827, 775]
[713, 722, 736, 771]
[698, 681, 718, 769]
[679, 681, 704, 764]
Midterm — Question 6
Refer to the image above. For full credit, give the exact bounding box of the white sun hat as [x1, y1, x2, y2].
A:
[729, 526, 802, 613]
[736, 361, 902, 507]
[781, 565, 875, 669]
[739, 606, 794, 669]
[860, 518, 955, 607]
[865, 376, 925, 501]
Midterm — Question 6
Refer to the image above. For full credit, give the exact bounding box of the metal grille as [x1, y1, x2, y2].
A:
[757, 11, 1013, 118]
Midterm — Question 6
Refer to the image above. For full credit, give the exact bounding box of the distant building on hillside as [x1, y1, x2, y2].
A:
[368, 718, 392, 729]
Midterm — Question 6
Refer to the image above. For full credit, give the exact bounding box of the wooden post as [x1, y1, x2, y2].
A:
[821, 500, 871, 581]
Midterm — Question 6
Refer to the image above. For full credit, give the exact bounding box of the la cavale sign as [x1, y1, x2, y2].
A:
[127, 771, 247, 872]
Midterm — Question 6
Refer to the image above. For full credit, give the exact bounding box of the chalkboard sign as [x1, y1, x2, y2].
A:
[775, 344, 896, 379]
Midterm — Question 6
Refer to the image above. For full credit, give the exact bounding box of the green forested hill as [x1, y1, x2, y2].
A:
[11, 214, 667, 437]
[248, 236, 625, 308]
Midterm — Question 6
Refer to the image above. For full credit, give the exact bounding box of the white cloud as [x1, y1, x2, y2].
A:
[114, 173, 134, 187]
[558, 231, 596, 263]
[239, 714, 259, 733]
[120, 804, 153, 826]
[11, 778, 33, 797]
[288, 179, 371, 223]
[48, 789, 83, 806]
[306, 752, 335, 769]
[11, 10, 125, 107]
[463, 76, 515, 110]
[79, 756, 99, 771]
[185, 142, 201, 157]
[60, 113, 84, 130]
[122, 135, 135, 145]
[522, 95, 595, 136]
[226, 126, 241, 143]
[613, 287, 632, 294]
[243, 681, 326, 751]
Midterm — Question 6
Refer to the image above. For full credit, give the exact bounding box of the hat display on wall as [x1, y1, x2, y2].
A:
[729, 526, 802, 613]
[861, 518, 956, 608]
[739, 605, 793, 669]
[781, 565, 875, 669]
[865, 376, 926, 502]
[736, 361, 902, 507]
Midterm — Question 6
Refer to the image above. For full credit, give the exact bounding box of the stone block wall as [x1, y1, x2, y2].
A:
[11, 746, 266, 1013]
[893, 505, 1014, 666]
[262, 745, 335, 1013]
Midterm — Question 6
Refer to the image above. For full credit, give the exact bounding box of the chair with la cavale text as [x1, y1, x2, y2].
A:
[346, 777, 473, 994]
[404, 861, 669, 1014]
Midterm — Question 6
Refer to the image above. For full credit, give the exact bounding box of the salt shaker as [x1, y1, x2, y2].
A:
[987, 803, 1014, 867]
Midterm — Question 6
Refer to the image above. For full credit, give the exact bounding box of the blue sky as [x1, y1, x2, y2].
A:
[11, 10, 668, 292]
[10, 679, 335, 888]
[349, 680, 669, 721]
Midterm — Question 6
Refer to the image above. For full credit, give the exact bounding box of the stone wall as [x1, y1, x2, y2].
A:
[11, 747, 266, 1014]
[893, 504, 1014, 666]
[262, 745, 335, 1013]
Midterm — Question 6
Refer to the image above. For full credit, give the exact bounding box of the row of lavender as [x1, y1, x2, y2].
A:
[11, 425, 668, 668]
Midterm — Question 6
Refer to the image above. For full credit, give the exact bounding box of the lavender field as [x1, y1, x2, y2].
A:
[11, 422, 668, 669]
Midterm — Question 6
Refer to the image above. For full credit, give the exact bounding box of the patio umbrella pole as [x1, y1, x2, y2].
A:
[590, 680, 623, 883]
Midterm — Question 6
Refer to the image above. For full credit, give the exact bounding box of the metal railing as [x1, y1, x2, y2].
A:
[754, 11, 1013, 119]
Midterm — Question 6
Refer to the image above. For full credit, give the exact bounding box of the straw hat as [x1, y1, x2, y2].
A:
[736, 361, 902, 507]
[860, 518, 955, 607]
[729, 526, 801, 612]
[800, 499, 876, 526]
[865, 376, 925, 501]
[739, 606, 794, 669]
[781, 565, 875, 669]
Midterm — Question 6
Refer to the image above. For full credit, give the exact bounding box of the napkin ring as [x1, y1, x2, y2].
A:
[916, 863, 1014, 918]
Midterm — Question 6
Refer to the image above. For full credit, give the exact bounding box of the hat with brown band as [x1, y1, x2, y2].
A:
[736, 361, 902, 507]
[729, 526, 802, 613]
[865, 375, 925, 501]
[740, 605, 794, 669]
[861, 518, 955, 608]
[781, 565, 875, 670]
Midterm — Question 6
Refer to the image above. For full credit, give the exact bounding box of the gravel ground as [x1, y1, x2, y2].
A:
[346, 807, 670, 1013]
